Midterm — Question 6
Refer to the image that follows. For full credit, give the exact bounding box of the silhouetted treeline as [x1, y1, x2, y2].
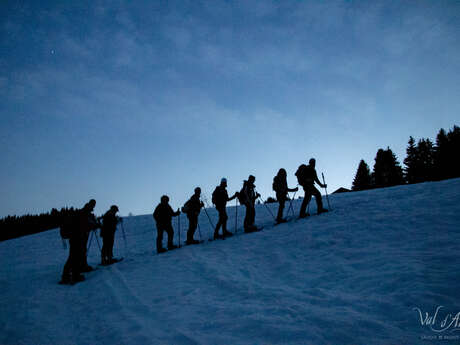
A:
[352, 125, 460, 191]
[0, 207, 77, 242]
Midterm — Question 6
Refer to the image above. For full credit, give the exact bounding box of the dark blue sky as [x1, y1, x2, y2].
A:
[1, 0, 459, 217]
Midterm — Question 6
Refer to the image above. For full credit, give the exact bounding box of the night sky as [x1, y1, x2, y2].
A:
[1, 0, 459, 217]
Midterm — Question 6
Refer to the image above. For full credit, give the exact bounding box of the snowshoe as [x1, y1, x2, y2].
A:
[223, 231, 233, 238]
[72, 274, 85, 283]
[298, 213, 311, 219]
[244, 225, 262, 233]
[213, 233, 224, 240]
[275, 218, 288, 225]
[58, 275, 73, 285]
[185, 239, 203, 245]
[317, 208, 328, 214]
[168, 244, 178, 250]
[110, 257, 124, 263]
[157, 247, 167, 254]
[81, 265, 94, 273]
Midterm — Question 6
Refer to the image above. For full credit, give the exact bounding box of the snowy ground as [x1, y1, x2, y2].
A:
[1, 179, 460, 345]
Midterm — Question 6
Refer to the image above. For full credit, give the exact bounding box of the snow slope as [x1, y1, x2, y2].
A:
[1, 179, 460, 345]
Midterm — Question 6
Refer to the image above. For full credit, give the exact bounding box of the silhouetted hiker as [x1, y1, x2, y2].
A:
[80, 199, 99, 272]
[100, 205, 121, 265]
[182, 187, 204, 245]
[59, 211, 83, 285]
[60, 200, 97, 284]
[295, 158, 328, 217]
[239, 175, 260, 232]
[212, 178, 238, 239]
[273, 169, 298, 223]
[153, 195, 181, 253]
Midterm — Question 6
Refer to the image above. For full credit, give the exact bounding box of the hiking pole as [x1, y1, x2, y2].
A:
[287, 189, 298, 218]
[153, 224, 158, 251]
[201, 199, 216, 239]
[87, 230, 94, 255]
[177, 214, 181, 248]
[94, 229, 102, 251]
[203, 208, 215, 229]
[235, 199, 238, 234]
[322, 172, 332, 210]
[257, 195, 276, 221]
[197, 221, 203, 241]
[201, 199, 215, 229]
[120, 220, 128, 256]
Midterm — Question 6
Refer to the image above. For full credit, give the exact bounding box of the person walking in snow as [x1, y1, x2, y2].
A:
[273, 168, 298, 223]
[239, 175, 260, 232]
[212, 178, 238, 240]
[100, 205, 121, 265]
[60, 199, 98, 284]
[182, 187, 204, 245]
[80, 199, 100, 272]
[60, 210, 84, 284]
[295, 158, 328, 218]
[153, 195, 181, 253]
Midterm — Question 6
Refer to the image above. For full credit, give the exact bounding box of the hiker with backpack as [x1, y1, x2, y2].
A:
[100, 205, 122, 265]
[273, 169, 298, 224]
[212, 178, 238, 240]
[239, 175, 260, 233]
[80, 199, 100, 272]
[153, 195, 181, 253]
[60, 199, 98, 284]
[182, 187, 204, 245]
[295, 158, 328, 218]
[59, 208, 83, 285]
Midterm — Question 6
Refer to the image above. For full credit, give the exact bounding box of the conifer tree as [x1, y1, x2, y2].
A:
[434, 128, 449, 180]
[352, 160, 372, 191]
[403, 136, 418, 184]
[416, 138, 435, 182]
[372, 147, 404, 188]
[446, 125, 460, 178]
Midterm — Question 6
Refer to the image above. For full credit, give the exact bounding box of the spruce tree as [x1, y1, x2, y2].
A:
[446, 125, 460, 178]
[416, 138, 435, 182]
[352, 160, 372, 191]
[434, 128, 449, 180]
[373, 147, 404, 188]
[372, 149, 386, 188]
[403, 136, 418, 184]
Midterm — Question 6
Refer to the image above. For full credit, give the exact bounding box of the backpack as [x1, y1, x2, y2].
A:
[60, 212, 77, 239]
[182, 199, 191, 214]
[295, 164, 308, 185]
[272, 175, 281, 192]
[237, 184, 246, 204]
[212, 187, 219, 206]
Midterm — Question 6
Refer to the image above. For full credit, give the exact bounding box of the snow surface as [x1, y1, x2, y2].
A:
[1, 179, 460, 345]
